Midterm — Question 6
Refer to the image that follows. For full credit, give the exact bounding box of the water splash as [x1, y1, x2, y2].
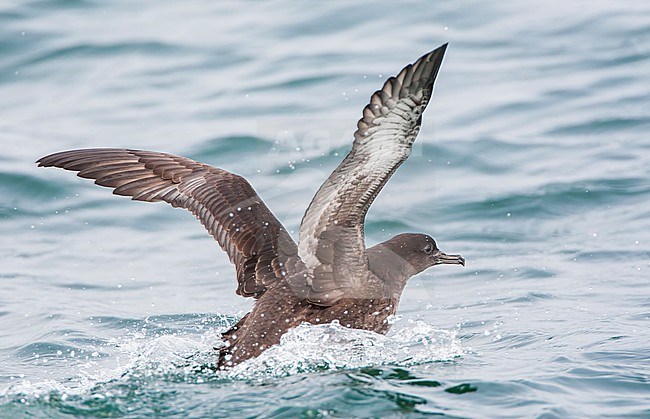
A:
[227, 321, 464, 379]
[1, 320, 463, 401]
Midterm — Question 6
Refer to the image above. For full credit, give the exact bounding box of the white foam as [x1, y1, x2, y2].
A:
[227, 320, 464, 379]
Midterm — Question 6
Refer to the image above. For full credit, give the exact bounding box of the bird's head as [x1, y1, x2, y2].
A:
[386, 233, 464, 272]
[367, 233, 464, 293]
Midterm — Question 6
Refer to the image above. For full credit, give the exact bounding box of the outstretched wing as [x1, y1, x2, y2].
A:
[37, 148, 297, 298]
[298, 44, 447, 306]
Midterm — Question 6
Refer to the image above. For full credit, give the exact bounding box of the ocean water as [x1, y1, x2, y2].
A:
[1, 0, 649, 417]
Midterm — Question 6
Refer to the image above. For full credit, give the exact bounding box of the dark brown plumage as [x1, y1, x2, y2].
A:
[37, 43, 464, 368]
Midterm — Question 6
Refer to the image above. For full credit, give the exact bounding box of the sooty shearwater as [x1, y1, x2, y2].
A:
[37, 43, 464, 368]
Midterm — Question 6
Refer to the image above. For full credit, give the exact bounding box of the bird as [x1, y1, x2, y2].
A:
[37, 43, 464, 368]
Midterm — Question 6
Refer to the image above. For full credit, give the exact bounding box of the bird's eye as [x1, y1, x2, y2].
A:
[423, 244, 433, 254]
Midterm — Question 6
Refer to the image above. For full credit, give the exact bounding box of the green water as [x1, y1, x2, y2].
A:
[1, 1, 649, 417]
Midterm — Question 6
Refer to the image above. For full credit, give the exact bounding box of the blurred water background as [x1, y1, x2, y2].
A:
[1, 0, 649, 417]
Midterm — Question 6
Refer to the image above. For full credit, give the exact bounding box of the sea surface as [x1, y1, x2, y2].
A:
[1, 1, 649, 417]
